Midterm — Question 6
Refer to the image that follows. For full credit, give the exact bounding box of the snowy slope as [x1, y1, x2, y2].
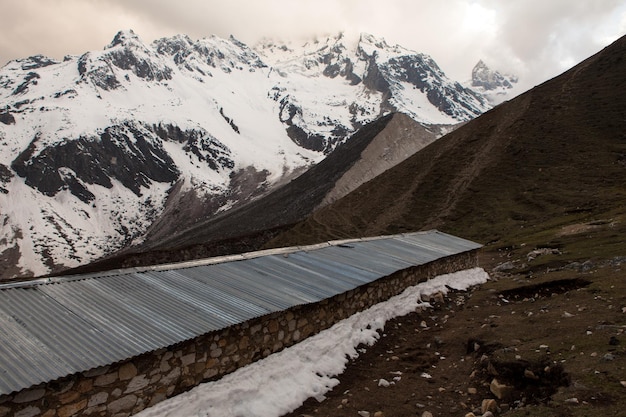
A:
[0, 30, 491, 278]
[257, 33, 489, 150]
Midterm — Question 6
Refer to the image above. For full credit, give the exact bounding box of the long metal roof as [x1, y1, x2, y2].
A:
[0, 230, 481, 396]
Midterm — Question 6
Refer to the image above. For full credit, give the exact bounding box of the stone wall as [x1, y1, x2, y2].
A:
[0, 250, 478, 417]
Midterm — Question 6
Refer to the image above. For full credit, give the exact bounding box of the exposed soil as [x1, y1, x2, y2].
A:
[281, 248, 626, 417]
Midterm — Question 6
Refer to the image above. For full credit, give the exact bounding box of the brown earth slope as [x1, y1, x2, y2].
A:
[275, 35, 626, 417]
[266, 35, 626, 251]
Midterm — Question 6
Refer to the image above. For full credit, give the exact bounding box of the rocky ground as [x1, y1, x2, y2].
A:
[282, 246, 626, 417]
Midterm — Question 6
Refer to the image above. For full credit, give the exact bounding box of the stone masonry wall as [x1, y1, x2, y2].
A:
[0, 250, 478, 417]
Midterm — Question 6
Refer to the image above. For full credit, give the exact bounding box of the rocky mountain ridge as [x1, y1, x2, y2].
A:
[469, 59, 519, 104]
[267, 34, 626, 253]
[1, 30, 494, 278]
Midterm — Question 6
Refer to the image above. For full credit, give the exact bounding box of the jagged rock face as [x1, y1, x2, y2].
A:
[472, 60, 518, 90]
[379, 55, 487, 120]
[0, 109, 15, 125]
[257, 32, 489, 152]
[11, 123, 181, 203]
[470, 60, 518, 105]
[153, 33, 267, 75]
[77, 30, 174, 90]
[10, 121, 236, 205]
[0, 164, 12, 194]
[0, 30, 493, 278]
[14, 55, 59, 71]
[362, 54, 391, 95]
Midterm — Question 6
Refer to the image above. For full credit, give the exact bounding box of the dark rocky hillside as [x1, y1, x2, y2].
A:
[267, 34, 626, 251]
[277, 35, 626, 417]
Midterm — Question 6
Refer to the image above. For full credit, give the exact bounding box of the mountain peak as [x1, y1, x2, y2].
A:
[356, 33, 416, 59]
[471, 59, 517, 90]
[152, 34, 195, 57]
[470, 59, 519, 104]
[106, 29, 142, 49]
[358, 32, 389, 48]
[474, 59, 488, 70]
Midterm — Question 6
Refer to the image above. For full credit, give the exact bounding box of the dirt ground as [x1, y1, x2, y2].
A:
[282, 249, 626, 417]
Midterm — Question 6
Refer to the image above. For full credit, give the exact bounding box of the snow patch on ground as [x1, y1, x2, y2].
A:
[136, 267, 489, 417]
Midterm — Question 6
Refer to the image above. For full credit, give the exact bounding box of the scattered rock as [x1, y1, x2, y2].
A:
[493, 261, 515, 272]
[373, 412, 385, 417]
[564, 260, 595, 272]
[524, 369, 539, 380]
[489, 378, 512, 400]
[562, 311, 574, 318]
[603, 353, 615, 361]
[609, 336, 620, 345]
[467, 387, 477, 395]
[431, 292, 445, 304]
[481, 398, 498, 414]
[620, 381, 626, 388]
[486, 361, 499, 376]
[358, 411, 370, 417]
[564, 397, 579, 404]
[378, 379, 391, 387]
[482, 412, 495, 417]
[527, 248, 561, 262]
[421, 411, 433, 417]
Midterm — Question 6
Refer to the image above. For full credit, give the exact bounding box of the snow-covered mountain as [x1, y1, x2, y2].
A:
[469, 59, 519, 104]
[0, 30, 491, 278]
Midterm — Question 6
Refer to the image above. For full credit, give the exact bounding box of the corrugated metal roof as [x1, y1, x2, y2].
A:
[0, 230, 481, 396]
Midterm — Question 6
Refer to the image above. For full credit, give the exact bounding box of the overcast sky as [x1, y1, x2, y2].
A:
[2, 0, 625, 89]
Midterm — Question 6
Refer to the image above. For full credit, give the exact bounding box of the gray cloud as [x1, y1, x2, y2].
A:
[1, 0, 625, 90]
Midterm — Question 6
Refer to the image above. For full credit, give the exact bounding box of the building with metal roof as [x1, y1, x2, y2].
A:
[0, 230, 481, 416]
